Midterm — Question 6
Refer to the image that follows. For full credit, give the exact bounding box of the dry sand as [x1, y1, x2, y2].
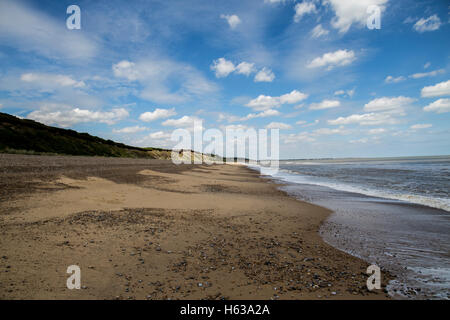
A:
[0, 154, 391, 299]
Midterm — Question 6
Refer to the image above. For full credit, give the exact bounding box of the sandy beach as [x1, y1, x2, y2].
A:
[0, 154, 390, 300]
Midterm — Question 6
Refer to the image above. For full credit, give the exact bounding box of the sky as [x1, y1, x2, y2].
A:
[0, 0, 449, 159]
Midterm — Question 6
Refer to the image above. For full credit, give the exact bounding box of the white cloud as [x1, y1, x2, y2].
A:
[113, 58, 217, 104]
[313, 126, 349, 135]
[350, 138, 369, 144]
[20, 73, 86, 90]
[246, 90, 308, 111]
[134, 131, 174, 148]
[421, 80, 450, 98]
[139, 108, 176, 122]
[363, 96, 414, 114]
[325, 0, 388, 33]
[307, 49, 356, 70]
[112, 61, 139, 81]
[295, 119, 319, 127]
[279, 90, 308, 104]
[149, 131, 172, 140]
[413, 15, 442, 33]
[211, 58, 258, 78]
[424, 62, 431, 69]
[329, 96, 413, 127]
[242, 109, 280, 120]
[0, 0, 97, 60]
[328, 113, 398, 126]
[254, 67, 275, 82]
[385, 75, 406, 83]
[347, 89, 355, 97]
[246, 95, 279, 110]
[368, 128, 386, 134]
[217, 113, 242, 123]
[423, 98, 450, 113]
[113, 126, 147, 134]
[162, 115, 203, 129]
[27, 106, 129, 127]
[311, 24, 329, 38]
[294, 2, 317, 23]
[221, 124, 251, 131]
[410, 69, 445, 79]
[334, 89, 355, 97]
[283, 132, 315, 144]
[309, 99, 340, 110]
[220, 14, 241, 29]
[266, 122, 292, 129]
[236, 62, 256, 76]
[210, 58, 236, 78]
[410, 123, 432, 130]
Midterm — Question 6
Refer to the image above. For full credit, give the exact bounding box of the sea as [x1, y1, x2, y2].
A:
[249, 156, 450, 299]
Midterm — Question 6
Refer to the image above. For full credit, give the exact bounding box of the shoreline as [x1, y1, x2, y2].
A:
[0, 154, 390, 299]
[258, 165, 449, 300]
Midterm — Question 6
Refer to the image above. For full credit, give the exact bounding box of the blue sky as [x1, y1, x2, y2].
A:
[0, 0, 449, 159]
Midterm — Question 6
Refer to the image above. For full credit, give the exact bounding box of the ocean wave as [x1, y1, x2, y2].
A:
[248, 164, 450, 212]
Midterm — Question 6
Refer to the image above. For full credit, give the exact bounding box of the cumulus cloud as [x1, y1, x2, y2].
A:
[307, 49, 356, 70]
[413, 15, 442, 33]
[254, 67, 275, 82]
[266, 122, 292, 129]
[113, 126, 147, 134]
[294, 2, 317, 23]
[149, 131, 172, 140]
[27, 106, 129, 127]
[309, 99, 340, 110]
[311, 24, 329, 38]
[220, 14, 241, 29]
[423, 98, 450, 113]
[421, 80, 450, 98]
[236, 62, 256, 76]
[242, 109, 280, 120]
[162, 116, 203, 130]
[211, 58, 258, 78]
[246, 90, 308, 111]
[410, 123, 432, 130]
[139, 108, 176, 122]
[211, 58, 236, 78]
[134, 131, 174, 149]
[328, 113, 399, 126]
[363, 96, 414, 114]
[325, 0, 388, 33]
[329, 96, 413, 127]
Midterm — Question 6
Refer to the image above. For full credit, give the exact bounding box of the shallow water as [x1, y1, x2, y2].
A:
[250, 156, 450, 299]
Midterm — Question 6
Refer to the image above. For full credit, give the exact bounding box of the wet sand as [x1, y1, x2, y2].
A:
[0, 154, 390, 299]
